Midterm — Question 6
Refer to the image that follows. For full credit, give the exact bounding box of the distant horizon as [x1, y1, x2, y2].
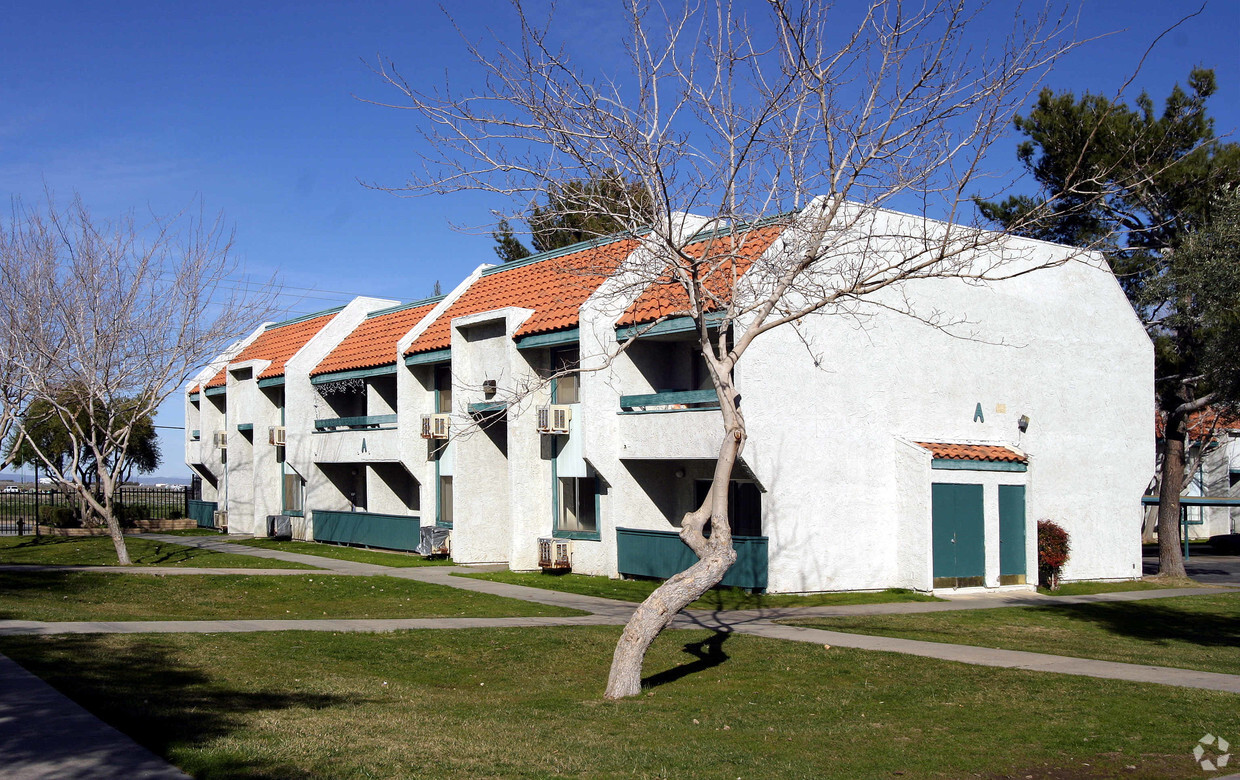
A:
[0, 471, 191, 486]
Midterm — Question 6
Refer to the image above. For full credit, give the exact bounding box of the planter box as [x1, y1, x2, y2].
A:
[40, 518, 199, 536]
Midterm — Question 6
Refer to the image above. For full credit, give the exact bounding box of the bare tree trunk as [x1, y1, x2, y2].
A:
[604, 540, 737, 699]
[605, 402, 744, 699]
[1156, 411, 1187, 578]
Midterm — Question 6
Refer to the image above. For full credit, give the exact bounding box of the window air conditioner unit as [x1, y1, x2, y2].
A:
[213, 510, 228, 530]
[213, 431, 228, 448]
[268, 426, 286, 446]
[538, 537, 571, 570]
[537, 405, 572, 434]
[421, 413, 450, 439]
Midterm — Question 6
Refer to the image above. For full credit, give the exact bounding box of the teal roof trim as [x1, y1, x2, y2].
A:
[404, 349, 452, 366]
[257, 376, 285, 389]
[480, 228, 650, 277]
[311, 364, 398, 384]
[269, 305, 346, 329]
[367, 296, 444, 319]
[515, 328, 580, 350]
[615, 311, 725, 340]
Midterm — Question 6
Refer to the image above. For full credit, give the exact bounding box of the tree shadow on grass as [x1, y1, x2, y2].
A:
[0, 634, 361, 779]
[642, 630, 732, 690]
[1032, 598, 1240, 648]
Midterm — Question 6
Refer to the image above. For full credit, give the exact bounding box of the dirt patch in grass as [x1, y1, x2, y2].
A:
[0, 628, 1234, 779]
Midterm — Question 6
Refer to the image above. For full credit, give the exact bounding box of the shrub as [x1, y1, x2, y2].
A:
[37, 505, 79, 528]
[166, 508, 184, 520]
[115, 504, 151, 527]
[1037, 519, 1071, 590]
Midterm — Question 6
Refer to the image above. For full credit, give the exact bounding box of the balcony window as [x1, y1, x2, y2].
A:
[437, 475, 453, 527]
[282, 471, 304, 516]
[549, 347, 579, 404]
[435, 364, 453, 414]
[558, 477, 597, 534]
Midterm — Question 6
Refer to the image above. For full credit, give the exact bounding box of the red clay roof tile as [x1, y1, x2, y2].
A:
[914, 442, 1028, 463]
[617, 224, 783, 328]
[313, 302, 438, 376]
[405, 238, 640, 355]
[203, 313, 336, 388]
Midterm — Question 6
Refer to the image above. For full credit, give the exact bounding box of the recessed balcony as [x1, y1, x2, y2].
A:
[618, 389, 720, 414]
[313, 414, 398, 431]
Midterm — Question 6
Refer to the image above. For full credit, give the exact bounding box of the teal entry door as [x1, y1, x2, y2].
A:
[932, 483, 985, 588]
[998, 485, 1027, 585]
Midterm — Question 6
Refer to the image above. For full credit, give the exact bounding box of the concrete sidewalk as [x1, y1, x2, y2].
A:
[0, 654, 189, 779]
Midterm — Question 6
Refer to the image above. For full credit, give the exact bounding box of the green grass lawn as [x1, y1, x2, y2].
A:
[457, 570, 942, 609]
[228, 538, 452, 568]
[0, 571, 585, 621]
[782, 593, 1240, 675]
[1040, 579, 1181, 596]
[1, 627, 1234, 779]
[0, 536, 314, 569]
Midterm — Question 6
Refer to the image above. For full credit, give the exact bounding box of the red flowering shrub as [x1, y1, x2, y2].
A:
[1037, 519, 1070, 590]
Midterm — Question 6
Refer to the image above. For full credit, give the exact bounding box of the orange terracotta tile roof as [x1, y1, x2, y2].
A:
[617, 224, 784, 328]
[202, 368, 227, 390]
[1155, 408, 1240, 440]
[915, 442, 1028, 463]
[203, 312, 337, 388]
[313, 301, 439, 376]
[405, 237, 641, 355]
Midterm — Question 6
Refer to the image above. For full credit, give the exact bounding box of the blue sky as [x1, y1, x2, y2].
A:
[2, 0, 1236, 480]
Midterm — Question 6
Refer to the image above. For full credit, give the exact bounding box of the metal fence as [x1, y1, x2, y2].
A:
[0, 485, 190, 536]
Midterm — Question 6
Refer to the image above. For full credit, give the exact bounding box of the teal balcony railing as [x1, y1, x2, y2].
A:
[618, 389, 720, 413]
[311, 509, 421, 551]
[615, 527, 767, 589]
[313, 414, 398, 431]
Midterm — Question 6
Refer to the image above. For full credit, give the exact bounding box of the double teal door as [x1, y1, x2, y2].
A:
[932, 483, 1028, 588]
[932, 483, 985, 588]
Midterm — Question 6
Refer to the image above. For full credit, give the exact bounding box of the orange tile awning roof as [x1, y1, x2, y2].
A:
[313, 301, 438, 376]
[915, 442, 1028, 464]
[1155, 408, 1240, 440]
[405, 237, 641, 355]
[617, 224, 784, 328]
[203, 312, 337, 388]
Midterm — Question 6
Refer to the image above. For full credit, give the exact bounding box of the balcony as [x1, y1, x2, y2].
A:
[619, 389, 720, 413]
[311, 509, 421, 552]
[616, 391, 723, 460]
[616, 527, 767, 589]
[314, 414, 398, 431]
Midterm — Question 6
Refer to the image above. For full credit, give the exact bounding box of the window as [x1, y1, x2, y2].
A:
[558, 477, 597, 534]
[550, 347, 579, 405]
[282, 471, 304, 516]
[438, 475, 453, 527]
[435, 364, 453, 414]
[694, 479, 762, 537]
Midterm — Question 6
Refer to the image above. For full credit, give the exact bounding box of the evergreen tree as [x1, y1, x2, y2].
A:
[491, 172, 654, 261]
[978, 69, 1240, 577]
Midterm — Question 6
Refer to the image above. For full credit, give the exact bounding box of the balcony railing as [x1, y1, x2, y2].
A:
[618, 389, 720, 414]
[313, 414, 398, 431]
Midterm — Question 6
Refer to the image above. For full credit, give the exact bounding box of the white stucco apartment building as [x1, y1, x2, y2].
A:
[186, 205, 1154, 593]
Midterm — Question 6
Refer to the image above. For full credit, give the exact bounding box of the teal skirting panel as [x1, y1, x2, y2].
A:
[615, 527, 768, 590]
[311, 510, 421, 551]
[188, 499, 218, 529]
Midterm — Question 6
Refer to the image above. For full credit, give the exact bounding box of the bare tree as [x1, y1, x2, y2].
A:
[367, 0, 1104, 698]
[0, 195, 277, 564]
